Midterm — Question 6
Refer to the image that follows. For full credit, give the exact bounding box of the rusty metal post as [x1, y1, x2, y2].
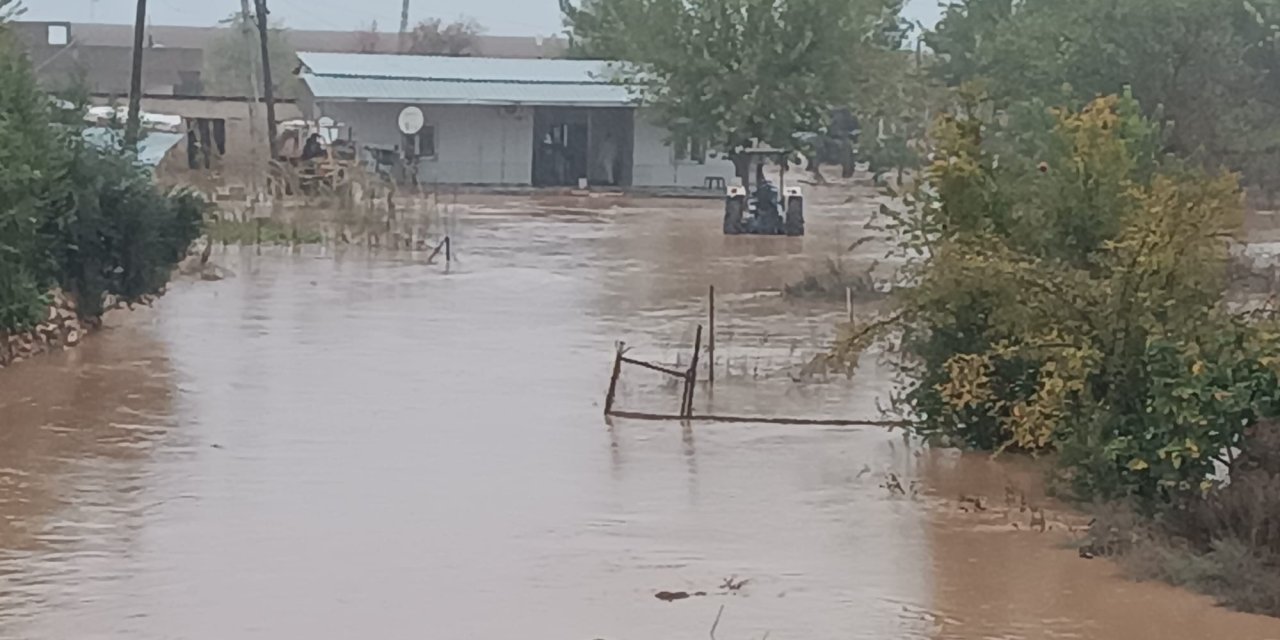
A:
[604, 342, 624, 416]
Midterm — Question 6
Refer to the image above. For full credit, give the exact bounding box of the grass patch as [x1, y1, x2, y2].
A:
[206, 219, 324, 245]
[783, 257, 886, 302]
[1081, 424, 1280, 616]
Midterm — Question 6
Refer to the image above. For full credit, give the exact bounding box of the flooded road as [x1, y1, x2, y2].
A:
[3, 186, 1280, 639]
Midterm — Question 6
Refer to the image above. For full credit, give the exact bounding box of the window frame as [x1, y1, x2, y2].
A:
[402, 124, 437, 161]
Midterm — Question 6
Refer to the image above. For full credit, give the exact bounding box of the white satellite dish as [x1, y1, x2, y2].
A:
[398, 106, 425, 135]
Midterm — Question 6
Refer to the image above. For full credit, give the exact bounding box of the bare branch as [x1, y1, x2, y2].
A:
[709, 604, 724, 640]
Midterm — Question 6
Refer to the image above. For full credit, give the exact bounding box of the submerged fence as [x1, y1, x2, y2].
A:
[603, 286, 907, 429]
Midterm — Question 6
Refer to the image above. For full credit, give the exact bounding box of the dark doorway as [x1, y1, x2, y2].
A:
[532, 107, 635, 187]
[532, 108, 589, 187]
[587, 109, 634, 187]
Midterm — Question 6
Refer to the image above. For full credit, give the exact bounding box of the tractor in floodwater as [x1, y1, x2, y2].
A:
[723, 148, 804, 237]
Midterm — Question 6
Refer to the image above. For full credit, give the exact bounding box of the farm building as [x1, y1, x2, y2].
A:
[295, 52, 735, 189]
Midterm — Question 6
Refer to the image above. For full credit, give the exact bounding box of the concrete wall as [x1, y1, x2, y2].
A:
[317, 102, 535, 185]
[313, 102, 734, 188]
[632, 113, 736, 188]
[90, 96, 303, 167]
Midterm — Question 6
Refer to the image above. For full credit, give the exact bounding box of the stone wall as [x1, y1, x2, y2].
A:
[0, 290, 133, 368]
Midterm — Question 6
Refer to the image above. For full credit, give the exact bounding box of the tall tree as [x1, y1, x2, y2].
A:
[562, 0, 905, 184]
[204, 12, 300, 99]
[926, 0, 1280, 197]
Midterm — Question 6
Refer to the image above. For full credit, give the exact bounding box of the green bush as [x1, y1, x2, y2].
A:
[0, 22, 204, 331]
[841, 93, 1280, 506]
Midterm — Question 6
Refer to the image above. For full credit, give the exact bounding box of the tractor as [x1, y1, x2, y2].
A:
[723, 148, 804, 237]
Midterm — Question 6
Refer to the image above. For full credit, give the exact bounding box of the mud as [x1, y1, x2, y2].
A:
[2, 184, 1279, 639]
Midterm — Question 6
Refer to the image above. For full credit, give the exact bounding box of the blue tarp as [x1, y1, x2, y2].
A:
[82, 127, 185, 168]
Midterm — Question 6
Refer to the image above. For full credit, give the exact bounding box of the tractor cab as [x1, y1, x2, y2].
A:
[723, 148, 804, 236]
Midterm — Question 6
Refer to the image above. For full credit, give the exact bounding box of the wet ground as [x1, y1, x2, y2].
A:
[3, 185, 1280, 639]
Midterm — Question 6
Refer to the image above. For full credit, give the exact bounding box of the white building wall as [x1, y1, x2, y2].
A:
[317, 102, 535, 185]
[631, 112, 735, 188]
[316, 102, 732, 188]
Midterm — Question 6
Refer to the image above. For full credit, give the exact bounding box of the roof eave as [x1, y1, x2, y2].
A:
[311, 96, 636, 108]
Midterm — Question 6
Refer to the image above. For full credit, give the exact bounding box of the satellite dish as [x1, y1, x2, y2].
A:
[317, 116, 335, 127]
[398, 106, 424, 135]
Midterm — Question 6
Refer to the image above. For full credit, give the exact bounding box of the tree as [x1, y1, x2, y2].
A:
[0, 14, 204, 334]
[406, 17, 484, 56]
[837, 92, 1280, 504]
[925, 0, 1280, 197]
[561, 0, 906, 185]
[204, 12, 301, 98]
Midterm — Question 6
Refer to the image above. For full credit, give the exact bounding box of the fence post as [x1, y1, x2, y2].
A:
[445, 235, 452, 263]
[708, 285, 715, 386]
[604, 341, 624, 416]
[683, 324, 703, 418]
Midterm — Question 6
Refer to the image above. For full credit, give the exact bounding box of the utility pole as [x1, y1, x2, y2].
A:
[399, 0, 410, 52]
[123, 0, 147, 147]
[254, 0, 278, 158]
[240, 0, 262, 194]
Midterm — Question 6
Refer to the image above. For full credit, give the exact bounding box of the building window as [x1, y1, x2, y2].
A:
[674, 135, 705, 164]
[402, 126, 436, 160]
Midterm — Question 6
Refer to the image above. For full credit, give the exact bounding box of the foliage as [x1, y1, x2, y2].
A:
[0, 21, 206, 333]
[204, 13, 301, 98]
[407, 17, 485, 56]
[842, 94, 1280, 504]
[46, 139, 205, 317]
[926, 0, 1280, 196]
[0, 20, 61, 331]
[848, 47, 945, 183]
[561, 0, 906, 181]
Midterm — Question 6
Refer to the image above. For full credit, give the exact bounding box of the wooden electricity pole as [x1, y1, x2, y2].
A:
[399, 0, 411, 52]
[254, 0, 279, 158]
[123, 0, 147, 147]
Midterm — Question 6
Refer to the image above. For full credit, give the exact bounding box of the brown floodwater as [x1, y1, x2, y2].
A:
[2, 186, 1280, 639]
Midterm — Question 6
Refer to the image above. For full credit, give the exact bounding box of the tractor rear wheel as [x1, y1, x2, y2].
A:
[724, 197, 745, 235]
[785, 198, 805, 236]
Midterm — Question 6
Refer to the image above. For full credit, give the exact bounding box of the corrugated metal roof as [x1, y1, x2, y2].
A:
[297, 52, 634, 106]
[83, 127, 185, 167]
[303, 75, 632, 106]
[298, 52, 612, 84]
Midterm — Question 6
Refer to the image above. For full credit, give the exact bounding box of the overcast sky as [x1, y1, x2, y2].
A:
[21, 0, 944, 37]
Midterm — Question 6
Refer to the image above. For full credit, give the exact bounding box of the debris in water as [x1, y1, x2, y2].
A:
[881, 473, 906, 496]
[655, 591, 689, 602]
[720, 576, 750, 592]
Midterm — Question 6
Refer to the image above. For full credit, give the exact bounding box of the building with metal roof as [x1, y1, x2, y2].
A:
[297, 52, 733, 189]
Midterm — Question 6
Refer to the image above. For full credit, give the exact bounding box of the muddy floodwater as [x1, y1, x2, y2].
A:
[3, 187, 1280, 639]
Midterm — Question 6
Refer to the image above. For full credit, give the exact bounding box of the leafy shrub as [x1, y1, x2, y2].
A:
[0, 22, 205, 330]
[841, 93, 1280, 505]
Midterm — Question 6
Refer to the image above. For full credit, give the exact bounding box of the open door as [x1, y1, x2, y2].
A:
[532, 108, 589, 187]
